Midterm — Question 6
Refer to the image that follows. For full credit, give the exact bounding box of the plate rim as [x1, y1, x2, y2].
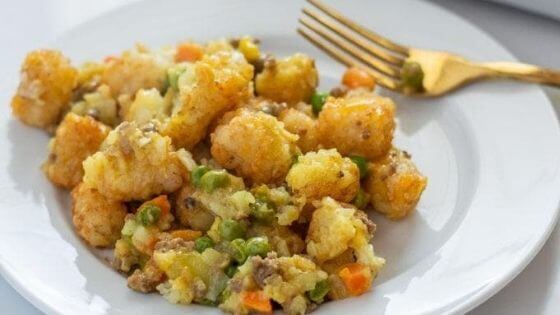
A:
[414, 2, 560, 314]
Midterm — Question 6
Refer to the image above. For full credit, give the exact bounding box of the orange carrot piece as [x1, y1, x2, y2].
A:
[171, 229, 202, 241]
[145, 234, 159, 254]
[241, 290, 272, 313]
[342, 67, 376, 89]
[175, 42, 204, 62]
[338, 263, 372, 296]
[148, 195, 171, 216]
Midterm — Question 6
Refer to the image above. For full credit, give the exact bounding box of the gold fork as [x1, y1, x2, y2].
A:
[298, 0, 560, 96]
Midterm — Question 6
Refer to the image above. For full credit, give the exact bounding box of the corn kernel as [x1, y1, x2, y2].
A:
[238, 37, 260, 62]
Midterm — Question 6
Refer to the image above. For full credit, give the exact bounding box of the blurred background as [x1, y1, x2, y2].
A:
[1, 0, 559, 314]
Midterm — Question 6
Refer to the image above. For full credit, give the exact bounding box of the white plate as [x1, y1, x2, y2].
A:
[1, 0, 559, 314]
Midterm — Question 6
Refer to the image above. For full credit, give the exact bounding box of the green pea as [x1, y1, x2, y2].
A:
[307, 279, 330, 303]
[191, 165, 210, 188]
[225, 264, 238, 278]
[229, 239, 247, 264]
[250, 200, 275, 223]
[167, 66, 186, 91]
[245, 237, 270, 258]
[401, 61, 424, 92]
[200, 170, 230, 193]
[195, 236, 215, 253]
[311, 91, 329, 116]
[353, 189, 370, 209]
[349, 155, 368, 179]
[219, 219, 246, 241]
[137, 204, 161, 226]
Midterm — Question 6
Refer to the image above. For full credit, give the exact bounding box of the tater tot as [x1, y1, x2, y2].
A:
[204, 39, 235, 55]
[11, 50, 78, 129]
[317, 92, 395, 160]
[242, 97, 287, 117]
[365, 148, 427, 220]
[286, 149, 359, 203]
[83, 122, 184, 201]
[208, 97, 287, 135]
[101, 44, 170, 97]
[278, 106, 319, 153]
[211, 109, 299, 184]
[162, 51, 253, 149]
[43, 113, 110, 189]
[72, 183, 127, 247]
[255, 53, 318, 105]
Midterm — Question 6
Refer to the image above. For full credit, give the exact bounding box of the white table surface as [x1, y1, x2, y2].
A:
[1, 0, 559, 314]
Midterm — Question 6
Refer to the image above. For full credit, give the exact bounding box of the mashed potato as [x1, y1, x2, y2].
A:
[11, 49, 78, 129]
[306, 197, 365, 262]
[43, 113, 110, 189]
[286, 149, 359, 203]
[220, 254, 327, 315]
[71, 84, 119, 127]
[162, 50, 253, 150]
[124, 88, 172, 125]
[317, 92, 395, 160]
[255, 53, 318, 105]
[248, 224, 305, 257]
[365, 148, 427, 220]
[71, 183, 127, 247]
[307, 198, 384, 286]
[211, 109, 299, 184]
[83, 122, 184, 201]
[262, 255, 327, 313]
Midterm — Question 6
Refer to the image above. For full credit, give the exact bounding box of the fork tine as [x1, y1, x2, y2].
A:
[307, 0, 409, 55]
[299, 17, 401, 78]
[302, 8, 405, 66]
[297, 27, 400, 91]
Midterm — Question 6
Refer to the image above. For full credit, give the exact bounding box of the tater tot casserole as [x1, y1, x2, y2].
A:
[10, 36, 427, 314]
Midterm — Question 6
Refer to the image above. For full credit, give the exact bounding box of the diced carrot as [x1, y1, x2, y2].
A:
[241, 290, 272, 313]
[338, 263, 372, 296]
[175, 42, 204, 62]
[342, 67, 376, 89]
[171, 229, 202, 241]
[146, 234, 159, 254]
[148, 195, 171, 216]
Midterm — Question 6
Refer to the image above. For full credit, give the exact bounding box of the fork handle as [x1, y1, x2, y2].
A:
[480, 62, 560, 87]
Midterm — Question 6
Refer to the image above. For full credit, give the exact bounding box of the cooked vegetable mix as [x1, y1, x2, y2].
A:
[11, 36, 427, 314]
